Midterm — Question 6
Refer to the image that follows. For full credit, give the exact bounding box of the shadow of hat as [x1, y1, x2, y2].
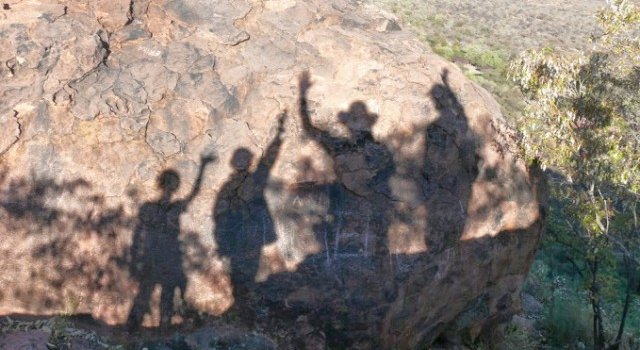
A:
[338, 101, 378, 131]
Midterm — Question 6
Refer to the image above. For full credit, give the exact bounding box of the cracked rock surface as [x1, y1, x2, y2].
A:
[0, 0, 545, 348]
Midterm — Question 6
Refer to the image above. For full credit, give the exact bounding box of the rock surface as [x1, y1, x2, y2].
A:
[0, 330, 49, 350]
[0, 0, 545, 348]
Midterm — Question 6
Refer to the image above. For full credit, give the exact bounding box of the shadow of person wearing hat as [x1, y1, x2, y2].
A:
[298, 71, 395, 267]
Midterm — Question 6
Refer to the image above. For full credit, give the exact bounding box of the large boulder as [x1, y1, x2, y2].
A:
[0, 0, 545, 348]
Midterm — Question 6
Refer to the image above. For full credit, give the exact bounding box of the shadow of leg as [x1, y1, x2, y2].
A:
[127, 280, 154, 330]
[159, 284, 175, 330]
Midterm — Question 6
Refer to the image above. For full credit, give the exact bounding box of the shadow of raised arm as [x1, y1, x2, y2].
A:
[254, 111, 287, 182]
[184, 154, 216, 205]
[298, 71, 345, 152]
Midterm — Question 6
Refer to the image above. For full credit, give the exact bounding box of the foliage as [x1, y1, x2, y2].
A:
[472, 324, 539, 350]
[526, 233, 640, 348]
[495, 326, 539, 350]
[543, 297, 593, 347]
[511, 0, 640, 195]
[510, 0, 640, 347]
[427, 39, 509, 70]
[373, 0, 640, 346]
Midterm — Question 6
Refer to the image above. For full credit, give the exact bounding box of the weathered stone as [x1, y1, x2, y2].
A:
[69, 66, 117, 120]
[183, 326, 277, 350]
[165, 0, 251, 45]
[113, 72, 147, 105]
[511, 314, 537, 335]
[92, 0, 131, 32]
[242, 36, 297, 73]
[0, 330, 49, 350]
[0, 7, 107, 104]
[175, 72, 239, 114]
[112, 19, 153, 44]
[146, 128, 182, 156]
[0, 111, 20, 156]
[164, 42, 202, 72]
[522, 293, 544, 316]
[0, 0, 545, 348]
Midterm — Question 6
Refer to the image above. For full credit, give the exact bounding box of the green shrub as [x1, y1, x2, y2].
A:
[496, 325, 539, 350]
[471, 323, 539, 350]
[541, 297, 593, 346]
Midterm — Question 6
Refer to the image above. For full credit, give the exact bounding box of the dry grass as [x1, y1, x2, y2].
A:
[369, 0, 614, 121]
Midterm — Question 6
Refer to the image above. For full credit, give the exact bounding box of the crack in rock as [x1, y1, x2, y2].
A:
[0, 110, 22, 158]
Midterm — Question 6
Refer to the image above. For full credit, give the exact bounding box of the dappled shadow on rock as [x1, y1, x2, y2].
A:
[0, 0, 548, 347]
[213, 111, 287, 323]
[0, 162, 218, 331]
[297, 70, 395, 268]
[127, 155, 215, 330]
[0, 67, 545, 348]
[212, 71, 545, 348]
[0, 170, 133, 320]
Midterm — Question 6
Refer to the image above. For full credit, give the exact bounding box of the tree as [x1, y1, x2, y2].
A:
[510, 0, 640, 348]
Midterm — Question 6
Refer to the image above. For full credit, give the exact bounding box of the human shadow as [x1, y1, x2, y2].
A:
[227, 72, 402, 347]
[395, 68, 481, 344]
[298, 71, 395, 267]
[421, 69, 479, 252]
[213, 111, 287, 318]
[127, 154, 215, 330]
[0, 66, 545, 347]
[247, 70, 530, 348]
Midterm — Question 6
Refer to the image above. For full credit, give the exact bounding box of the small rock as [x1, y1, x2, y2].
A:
[522, 293, 544, 316]
[146, 129, 182, 156]
[184, 327, 221, 350]
[511, 314, 536, 335]
[0, 330, 49, 350]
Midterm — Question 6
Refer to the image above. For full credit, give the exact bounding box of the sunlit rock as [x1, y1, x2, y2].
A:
[0, 0, 545, 347]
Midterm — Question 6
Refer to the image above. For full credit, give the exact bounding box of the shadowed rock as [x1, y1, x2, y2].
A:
[0, 0, 545, 348]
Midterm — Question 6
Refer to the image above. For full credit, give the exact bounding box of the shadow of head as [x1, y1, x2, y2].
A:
[338, 101, 378, 133]
[231, 148, 254, 171]
[157, 169, 180, 197]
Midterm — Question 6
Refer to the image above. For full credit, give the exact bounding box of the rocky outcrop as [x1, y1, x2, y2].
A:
[0, 0, 545, 348]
